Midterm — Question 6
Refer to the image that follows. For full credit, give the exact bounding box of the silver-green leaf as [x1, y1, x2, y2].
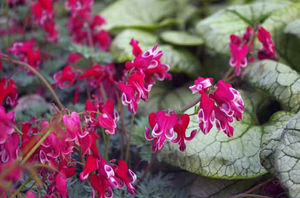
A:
[242, 60, 300, 113]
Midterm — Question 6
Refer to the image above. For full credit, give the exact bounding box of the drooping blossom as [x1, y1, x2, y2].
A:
[8, 41, 41, 70]
[229, 26, 276, 75]
[0, 78, 18, 107]
[119, 39, 171, 114]
[257, 26, 276, 60]
[145, 111, 177, 152]
[98, 100, 119, 135]
[65, 0, 94, 15]
[31, 0, 59, 42]
[189, 77, 213, 94]
[190, 77, 244, 137]
[229, 26, 254, 75]
[0, 133, 20, 163]
[53, 65, 77, 89]
[80, 155, 99, 180]
[0, 106, 15, 144]
[66, 0, 111, 50]
[68, 52, 82, 64]
[113, 160, 136, 195]
[172, 114, 197, 152]
[81, 157, 136, 197]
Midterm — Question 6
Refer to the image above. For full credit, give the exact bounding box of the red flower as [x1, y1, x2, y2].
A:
[0, 133, 20, 163]
[119, 83, 138, 114]
[229, 26, 254, 76]
[31, 0, 59, 42]
[229, 43, 249, 75]
[80, 155, 99, 180]
[130, 38, 143, 56]
[212, 80, 244, 121]
[172, 114, 197, 151]
[8, 41, 41, 70]
[113, 160, 136, 195]
[198, 93, 215, 134]
[68, 52, 82, 64]
[145, 111, 177, 152]
[53, 65, 77, 89]
[119, 39, 171, 114]
[189, 77, 213, 94]
[257, 26, 277, 60]
[55, 172, 68, 197]
[189, 77, 245, 137]
[0, 106, 15, 144]
[90, 174, 113, 198]
[65, 0, 93, 15]
[98, 100, 119, 135]
[0, 78, 18, 107]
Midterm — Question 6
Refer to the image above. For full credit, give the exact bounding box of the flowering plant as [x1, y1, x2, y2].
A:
[0, 0, 299, 197]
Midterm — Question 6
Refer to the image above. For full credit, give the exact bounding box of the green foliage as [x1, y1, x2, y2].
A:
[285, 19, 300, 39]
[242, 60, 300, 113]
[160, 31, 204, 46]
[100, 0, 184, 31]
[262, 2, 300, 71]
[69, 44, 113, 65]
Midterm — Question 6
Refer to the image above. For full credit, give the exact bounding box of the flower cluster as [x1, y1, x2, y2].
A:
[66, 0, 110, 50]
[190, 77, 244, 137]
[8, 40, 41, 70]
[119, 39, 172, 114]
[80, 155, 136, 197]
[31, 0, 59, 42]
[0, 78, 18, 107]
[145, 111, 197, 152]
[229, 26, 276, 75]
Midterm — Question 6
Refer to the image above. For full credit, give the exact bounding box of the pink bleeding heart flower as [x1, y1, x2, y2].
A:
[128, 72, 151, 101]
[98, 100, 119, 135]
[130, 38, 143, 56]
[0, 106, 15, 144]
[90, 174, 113, 198]
[8, 41, 41, 71]
[257, 26, 277, 60]
[68, 52, 82, 64]
[113, 160, 136, 195]
[53, 65, 77, 89]
[0, 133, 20, 163]
[198, 93, 215, 135]
[80, 155, 99, 180]
[145, 111, 177, 152]
[119, 83, 138, 114]
[212, 80, 244, 121]
[189, 77, 245, 137]
[189, 77, 213, 94]
[0, 78, 18, 107]
[55, 172, 68, 197]
[229, 43, 249, 75]
[172, 114, 197, 152]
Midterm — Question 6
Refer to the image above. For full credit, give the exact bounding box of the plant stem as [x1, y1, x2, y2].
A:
[138, 152, 158, 184]
[180, 97, 201, 113]
[125, 114, 135, 163]
[9, 176, 32, 198]
[0, 55, 64, 110]
[231, 177, 274, 198]
[223, 67, 234, 81]
[118, 99, 126, 160]
[21, 128, 53, 165]
[104, 134, 111, 161]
